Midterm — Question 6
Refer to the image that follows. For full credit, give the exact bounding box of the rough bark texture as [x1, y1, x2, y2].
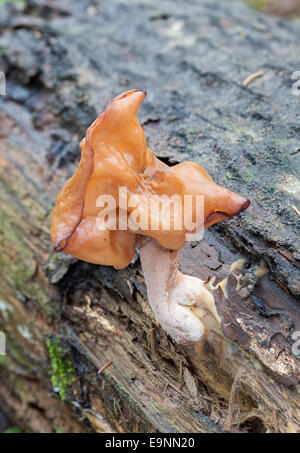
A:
[0, 0, 299, 433]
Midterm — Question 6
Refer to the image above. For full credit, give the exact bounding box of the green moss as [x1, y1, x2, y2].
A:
[50, 253, 57, 263]
[244, 0, 268, 11]
[3, 427, 22, 433]
[45, 336, 76, 401]
[225, 171, 234, 180]
[0, 178, 52, 315]
[0, 328, 34, 371]
[243, 167, 257, 184]
[66, 26, 81, 36]
[0, 0, 25, 7]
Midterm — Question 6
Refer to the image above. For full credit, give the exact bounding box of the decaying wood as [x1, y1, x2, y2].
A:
[0, 0, 299, 433]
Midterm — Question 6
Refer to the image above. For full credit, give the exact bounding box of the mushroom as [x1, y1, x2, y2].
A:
[51, 89, 249, 345]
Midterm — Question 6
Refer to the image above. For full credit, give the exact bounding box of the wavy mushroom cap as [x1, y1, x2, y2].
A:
[51, 90, 249, 268]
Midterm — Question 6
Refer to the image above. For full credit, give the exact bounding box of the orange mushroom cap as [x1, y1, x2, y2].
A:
[51, 90, 249, 269]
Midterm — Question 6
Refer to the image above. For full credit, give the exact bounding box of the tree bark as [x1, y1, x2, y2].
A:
[0, 0, 299, 433]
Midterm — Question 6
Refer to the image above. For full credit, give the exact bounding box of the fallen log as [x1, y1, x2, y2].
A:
[0, 0, 299, 433]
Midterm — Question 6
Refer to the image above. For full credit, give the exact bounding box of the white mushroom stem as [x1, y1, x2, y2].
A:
[138, 237, 221, 344]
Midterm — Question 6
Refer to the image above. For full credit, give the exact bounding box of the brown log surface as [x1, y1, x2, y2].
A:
[0, 0, 299, 433]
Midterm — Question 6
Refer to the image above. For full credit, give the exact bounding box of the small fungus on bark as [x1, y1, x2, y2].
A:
[51, 90, 249, 344]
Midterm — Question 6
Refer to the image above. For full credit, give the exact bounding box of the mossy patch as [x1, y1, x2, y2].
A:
[3, 427, 22, 433]
[0, 0, 24, 5]
[244, 0, 268, 11]
[45, 335, 76, 401]
[0, 327, 35, 372]
[0, 177, 52, 315]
